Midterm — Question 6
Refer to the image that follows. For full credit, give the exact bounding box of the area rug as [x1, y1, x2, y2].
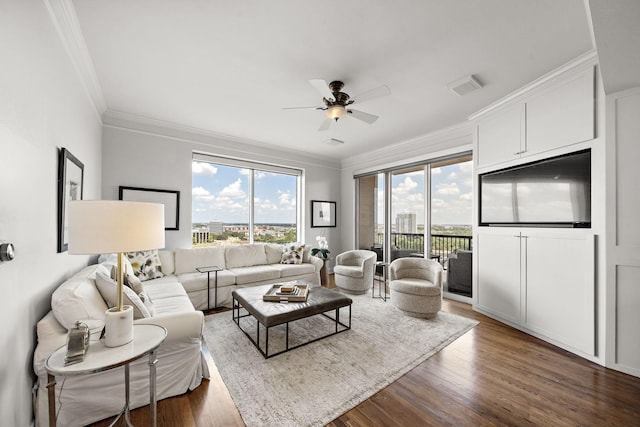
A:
[203, 292, 478, 427]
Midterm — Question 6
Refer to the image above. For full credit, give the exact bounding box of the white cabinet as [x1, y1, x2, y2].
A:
[476, 104, 524, 168]
[475, 230, 595, 356]
[476, 66, 595, 170]
[526, 67, 595, 154]
[476, 233, 522, 323]
[606, 87, 640, 377]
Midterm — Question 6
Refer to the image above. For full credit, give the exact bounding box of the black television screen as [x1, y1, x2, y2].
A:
[479, 149, 591, 227]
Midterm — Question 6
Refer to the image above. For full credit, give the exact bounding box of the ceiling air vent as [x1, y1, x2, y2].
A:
[447, 75, 482, 96]
[324, 138, 345, 146]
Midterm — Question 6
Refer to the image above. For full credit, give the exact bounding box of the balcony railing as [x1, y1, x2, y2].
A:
[376, 232, 472, 265]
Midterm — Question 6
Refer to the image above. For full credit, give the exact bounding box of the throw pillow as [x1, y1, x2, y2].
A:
[94, 269, 150, 319]
[126, 250, 164, 282]
[108, 266, 144, 294]
[281, 244, 305, 265]
[138, 292, 155, 317]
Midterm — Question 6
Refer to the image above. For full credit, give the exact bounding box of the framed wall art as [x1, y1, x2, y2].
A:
[311, 200, 336, 228]
[57, 147, 84, 253]
[119, 186, 180, 230]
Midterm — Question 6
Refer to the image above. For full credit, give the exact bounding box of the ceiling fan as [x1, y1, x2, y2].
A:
[285, 79, 390, 131]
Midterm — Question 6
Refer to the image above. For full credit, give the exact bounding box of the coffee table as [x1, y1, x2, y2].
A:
[232, 283, 352, 358]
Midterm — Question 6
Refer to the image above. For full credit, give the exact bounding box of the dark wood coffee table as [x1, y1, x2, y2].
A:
[232, 283, 352, 358]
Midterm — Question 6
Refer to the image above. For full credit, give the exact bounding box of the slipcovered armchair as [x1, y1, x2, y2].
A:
[334, 250, 377, 294]
[389, 257, 443, 318]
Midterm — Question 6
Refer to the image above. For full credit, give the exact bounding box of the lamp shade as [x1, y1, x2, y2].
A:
[68, 200, 165, 254]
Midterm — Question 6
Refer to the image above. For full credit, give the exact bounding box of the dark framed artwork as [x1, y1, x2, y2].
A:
[119, 186, 180, 230]
[57, 148, 84, 253]
[311, 200, 336, 228]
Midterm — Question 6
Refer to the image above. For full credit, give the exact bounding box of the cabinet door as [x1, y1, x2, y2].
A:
[524, 234, 595, 355]
[476, 103, 524, 169]
[525, 66, 595, 155]
[476, 233, 522, 322]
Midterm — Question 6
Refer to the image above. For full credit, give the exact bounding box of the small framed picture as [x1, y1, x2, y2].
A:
[119, 186, 180, 230]
[311, 200, 336, 228]
[57, 148, 84, 253]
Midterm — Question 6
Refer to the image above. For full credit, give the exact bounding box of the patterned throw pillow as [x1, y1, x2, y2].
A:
[126, 250, 164, 282]
[281, 244, 305, 265]
[94, 269, 151, 319]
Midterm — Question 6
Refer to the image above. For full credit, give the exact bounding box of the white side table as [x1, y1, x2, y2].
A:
[45, 324, 167, 427]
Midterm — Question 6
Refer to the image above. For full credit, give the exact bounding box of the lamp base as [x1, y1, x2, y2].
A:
[104, 305, 134, 347]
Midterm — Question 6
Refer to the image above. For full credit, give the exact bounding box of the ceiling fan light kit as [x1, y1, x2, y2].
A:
[327, 105, 347, 121]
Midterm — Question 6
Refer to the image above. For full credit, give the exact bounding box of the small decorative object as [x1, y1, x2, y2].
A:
[263, 282, 309, 302]
[312, 235, 330, 259]
[311, 200, 336, 227]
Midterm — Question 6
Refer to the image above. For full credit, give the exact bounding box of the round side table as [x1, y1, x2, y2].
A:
[45, 324, 167, 427]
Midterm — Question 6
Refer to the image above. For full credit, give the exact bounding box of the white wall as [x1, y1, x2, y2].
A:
[100, 117, 342, 267]
[0, 1, 103, 423]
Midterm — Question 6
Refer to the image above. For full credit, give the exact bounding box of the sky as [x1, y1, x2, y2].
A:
[382, 160, 473, 226]
[192, 162, 297, 224]
[192, 159, 473, 226]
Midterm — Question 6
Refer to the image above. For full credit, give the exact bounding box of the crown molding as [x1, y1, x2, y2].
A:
[102, 110, 341, 170]
[468, 50, 599, 121]
[44, 0, 106, 120]
[341, 121, 473, 172]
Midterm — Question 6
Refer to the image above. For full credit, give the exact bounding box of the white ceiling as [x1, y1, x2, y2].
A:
[71, 0, 594, 160]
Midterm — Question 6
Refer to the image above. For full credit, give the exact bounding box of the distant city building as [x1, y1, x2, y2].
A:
[208, 220, 223, 234]
[396, 213, 417, 233]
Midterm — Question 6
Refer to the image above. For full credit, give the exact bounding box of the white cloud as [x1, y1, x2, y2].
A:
[436, 183, 460, 195]
[431, 168, 442, 175]
[192, 186, 215, 201]
[219, 179, 246, 198]
[395, 176, 418, 194]
[460, 192, 473, 201]
[192, 162, 217, 175]
[447, 171, 458, 180]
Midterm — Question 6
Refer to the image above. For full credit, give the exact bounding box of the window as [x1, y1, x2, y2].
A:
[191, 154, 301, 247]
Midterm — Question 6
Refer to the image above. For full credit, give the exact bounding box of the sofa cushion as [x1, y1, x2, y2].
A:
[95, 269, 150, 319]
[51, 264, 110, 330]
[333, 265, 364, 279]
[98, 253, 135, 276]
[158, 249, 175, 275]
[152, 295, 196, 316]
[127, 250, 165, 281]
[269, 263, 315, 278]
[174, 247, 225, 274]
[227, 265, 280, 285]
[226, 244, 268, 268]
[265, 244, 284, 264]
[142, 279, 189, 300]
[281, 244, 305, 264]
[177, 270, 237, 293]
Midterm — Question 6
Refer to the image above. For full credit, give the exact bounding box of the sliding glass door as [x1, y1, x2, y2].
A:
[356, 153, 473, 298]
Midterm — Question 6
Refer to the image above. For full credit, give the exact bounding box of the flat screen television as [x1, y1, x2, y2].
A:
[479, 149, 591, 228]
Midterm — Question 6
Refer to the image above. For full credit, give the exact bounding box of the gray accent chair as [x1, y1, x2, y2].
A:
[446, 249, 472, 296]
[334, 250, 377, 294]
[389, 257, 443, 319]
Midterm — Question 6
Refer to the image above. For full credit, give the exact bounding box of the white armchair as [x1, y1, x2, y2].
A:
[389, 257, 443, 318]
[333, 250, 377, 294]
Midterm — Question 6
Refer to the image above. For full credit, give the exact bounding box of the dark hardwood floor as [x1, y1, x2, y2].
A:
[92, 275, 640, 426]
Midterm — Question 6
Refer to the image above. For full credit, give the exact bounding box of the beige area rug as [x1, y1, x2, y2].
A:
[203, 291, 478, 427]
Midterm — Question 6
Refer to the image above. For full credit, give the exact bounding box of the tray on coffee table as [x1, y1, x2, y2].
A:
[263, 282, 309, 302]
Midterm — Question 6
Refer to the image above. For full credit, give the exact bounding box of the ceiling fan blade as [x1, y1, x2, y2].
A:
[318, 118, 332, 131]
[353, 84, 391, 104]
[309, 79, 335, 102]
[348, 109, 379, 124]
[282, 106, 324, 110]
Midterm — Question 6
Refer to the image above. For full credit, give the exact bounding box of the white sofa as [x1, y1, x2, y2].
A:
[33, 243, 321, 426]
[158, 243, 323, 310]
[33, 263, 208, 427]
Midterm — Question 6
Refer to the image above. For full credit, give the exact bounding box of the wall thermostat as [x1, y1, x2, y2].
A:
[0, 243, 15, 261]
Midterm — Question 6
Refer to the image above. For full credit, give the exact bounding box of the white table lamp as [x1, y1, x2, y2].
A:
[68, 200, 165, 347]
